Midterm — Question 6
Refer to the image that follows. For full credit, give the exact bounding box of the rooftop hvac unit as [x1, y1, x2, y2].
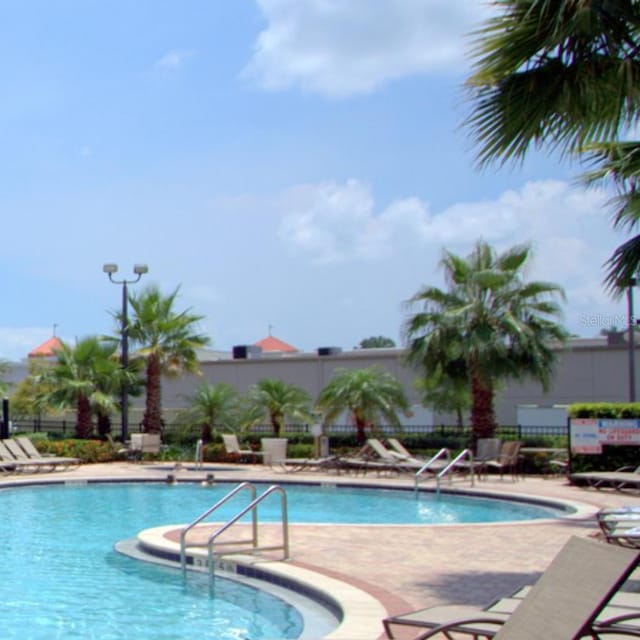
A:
[232, 345, 263, 359]
[317, 346, 342, 356]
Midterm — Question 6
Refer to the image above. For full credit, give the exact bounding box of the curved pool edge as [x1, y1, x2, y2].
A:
[123, 524, 387, 640]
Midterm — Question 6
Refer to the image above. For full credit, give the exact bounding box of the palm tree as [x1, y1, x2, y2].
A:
[316, 366, 409, 444]
[404, 241, 568, 439]
[415, 368, 471, 429]
[179, 382, 240, 443]
[241, 378, 312, 436]
[41, 336, 122, 439]
[127, 285, 210, 434]
[465, 0, 640, 287]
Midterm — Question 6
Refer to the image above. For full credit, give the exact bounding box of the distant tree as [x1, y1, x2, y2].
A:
[10, 359, 57, 419]
[179, 382, 240, 443]
[415, 368, 471, 429]
[316, 366, 409, 444]
[358, 336, 396, 349]
[241, 379, 312, 437]
[127, 285, 210, 434]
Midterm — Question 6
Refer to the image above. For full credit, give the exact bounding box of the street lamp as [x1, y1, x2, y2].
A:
[103, 263, 148, 442]
[628, 277, 638, 402]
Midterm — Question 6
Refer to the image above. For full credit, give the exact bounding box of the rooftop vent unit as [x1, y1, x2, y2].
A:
[232, 345, 263, 359]
[317, 346, 342, 356]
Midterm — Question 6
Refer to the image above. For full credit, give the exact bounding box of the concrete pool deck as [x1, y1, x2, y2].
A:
[2, 461, 639, 639]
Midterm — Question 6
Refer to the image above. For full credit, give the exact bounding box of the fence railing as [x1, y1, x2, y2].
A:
[9, 418, 568, 441]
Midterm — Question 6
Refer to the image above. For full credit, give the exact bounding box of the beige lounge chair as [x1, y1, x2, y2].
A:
[571, 465, 640, 492]
[222, 434, 264, 463]
[385, 438, 449, 473]
[15, 436, 80, 469]
[366, 438, 424, 471]
[384, 536, 640, 640]
[2, 439, 77, 472]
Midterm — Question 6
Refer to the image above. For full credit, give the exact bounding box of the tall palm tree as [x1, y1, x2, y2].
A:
[404, 241, 568, 439]
[127, 285, 210, 434]
[241, 378, 312, 436]
[179, 382, 240, 443]
[316, 366, 409, 444]
[41, 336, 122, 439]
[465, 0, 640, 288]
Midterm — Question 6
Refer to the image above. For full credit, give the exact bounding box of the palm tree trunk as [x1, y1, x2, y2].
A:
[143, 353, 163, 434]
[76, 394, 93, 439]
[470, 371, 496, 439]
[354, 415, 367, 445]
[270, 412, 282, 437]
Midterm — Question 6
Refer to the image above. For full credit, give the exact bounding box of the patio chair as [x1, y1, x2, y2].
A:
[221, 434, 264, 463]
[383, 536, 640, 640]
[478, 440, 522, 480]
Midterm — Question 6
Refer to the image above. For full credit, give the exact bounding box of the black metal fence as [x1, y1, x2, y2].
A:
[10, 418, 568, 441]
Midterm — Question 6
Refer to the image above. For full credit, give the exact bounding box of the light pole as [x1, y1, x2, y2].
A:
[103, 263, 148, 443]
[628, 277, 638, 403]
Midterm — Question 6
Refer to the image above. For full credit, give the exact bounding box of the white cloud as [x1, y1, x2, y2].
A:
[246, 0, 492, 98]
[155, 49, 196, 71]
[276, 177, 622, 334]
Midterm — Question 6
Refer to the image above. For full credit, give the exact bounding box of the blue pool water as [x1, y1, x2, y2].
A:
[0, 482, 566, 639]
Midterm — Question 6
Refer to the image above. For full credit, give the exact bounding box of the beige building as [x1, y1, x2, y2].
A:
[157, 335, 638, 427]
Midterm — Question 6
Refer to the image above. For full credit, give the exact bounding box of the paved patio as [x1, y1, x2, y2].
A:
[3, 461, 639, 639]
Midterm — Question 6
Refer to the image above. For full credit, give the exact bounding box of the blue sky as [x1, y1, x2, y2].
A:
[0, 0, 630, 361]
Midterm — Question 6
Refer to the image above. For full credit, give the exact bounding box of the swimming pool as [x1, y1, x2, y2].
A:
[0, 481, 569, 639]
[0, 482, 307, 640]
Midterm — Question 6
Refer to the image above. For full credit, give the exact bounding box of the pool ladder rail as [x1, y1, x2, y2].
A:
[179, 481, 290, 577]
[414, 448, 475, 496]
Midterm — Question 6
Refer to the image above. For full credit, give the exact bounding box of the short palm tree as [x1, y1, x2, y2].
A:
[404, 241, 568, 439]
[180, 382, 240, 443]
[316, 366, 409, 444]
[241, 378, 312, 436]
[42, 336, 122, 439]
[127, 285, 210, 434]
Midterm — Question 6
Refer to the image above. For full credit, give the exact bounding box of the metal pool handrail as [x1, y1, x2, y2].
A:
[414, 448, 451, 495]
[180, 481, 257, 574]
[205, 484, 289, 576]
[435, 449, 475, 493]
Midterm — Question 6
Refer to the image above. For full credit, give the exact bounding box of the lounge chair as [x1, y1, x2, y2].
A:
[383, 536, 640, 640]
[222, 434, 264, 463]
[385, 438, 449, 474]
[338, 442, 406, 476]
[571, 466, 640, 492]
[365, 438, 424, 471]
[1, 439, 76, 472]
[14, 436, 80, 469]
[598, 507, 640, 548]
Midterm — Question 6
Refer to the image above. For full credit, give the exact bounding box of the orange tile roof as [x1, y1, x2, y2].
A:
[254, 335, 298, 353]
[28, 336, 63, 358]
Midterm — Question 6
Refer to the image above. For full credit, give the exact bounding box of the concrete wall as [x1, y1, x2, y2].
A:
[155, 339, 639, 426]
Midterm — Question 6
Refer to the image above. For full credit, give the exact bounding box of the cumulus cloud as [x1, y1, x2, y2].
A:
[155, 49, 196, 71]
[245, 0, 492, 98]
[278, 178, 608, 264]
